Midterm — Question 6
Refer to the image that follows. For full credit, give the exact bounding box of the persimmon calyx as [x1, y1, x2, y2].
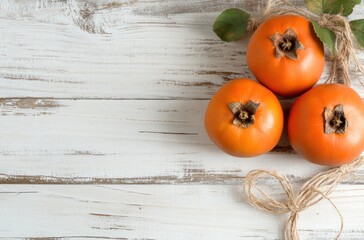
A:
[271, 28, 304, 60]
[229, 100, 260, 128]
[324, 104, 348, 134]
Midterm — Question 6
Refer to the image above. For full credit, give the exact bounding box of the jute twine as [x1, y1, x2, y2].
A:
[244, 156, 363, 240]
[243, 1, 364, 239]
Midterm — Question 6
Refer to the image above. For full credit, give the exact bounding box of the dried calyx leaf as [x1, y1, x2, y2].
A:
[324, 104, 348, 134]
[271, 28, 304, 60]
[229, 100, 260, 128]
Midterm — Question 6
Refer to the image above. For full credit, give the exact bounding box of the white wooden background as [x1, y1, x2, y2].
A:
[0, 0, 363, 239]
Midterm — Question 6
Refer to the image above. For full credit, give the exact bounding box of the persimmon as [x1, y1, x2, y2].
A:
[288, 84, 364, 166]
[204, 78, 284, 157]
[246, 15, 325, 98]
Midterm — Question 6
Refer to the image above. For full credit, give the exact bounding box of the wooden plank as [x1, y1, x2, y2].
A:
[0, 0, 363, 99]
[0, 185, 363, 239]
[0, 1, 363, 238]
[0, 98, 363, 184]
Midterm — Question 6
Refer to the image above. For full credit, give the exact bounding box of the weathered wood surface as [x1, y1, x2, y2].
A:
[0, 98, 362, 184]
[0, 0, 363, 183]
[0, 0, 364, 239]
[1, 185, 364, 239]
[0, 0, 363, 99]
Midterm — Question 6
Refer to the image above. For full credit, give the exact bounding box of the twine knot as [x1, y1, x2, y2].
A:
[287, 198, 300, 213]
[244, 157, 363, 240]
[316, 13, 364, 86]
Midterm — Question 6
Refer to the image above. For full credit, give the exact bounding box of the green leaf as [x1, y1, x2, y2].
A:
[350, 19, 364, 48]
[323, 0, 361, 16]
[310, 20, 336, 54]
[212, 8, 250, 42]
[304, 0, 324, 15]
[304, 0, 361, 16]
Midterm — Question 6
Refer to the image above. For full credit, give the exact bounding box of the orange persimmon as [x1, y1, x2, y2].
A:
[288, 84, 364, 166]
[204, 78, 284, 157]
[246, 15, 325, 97]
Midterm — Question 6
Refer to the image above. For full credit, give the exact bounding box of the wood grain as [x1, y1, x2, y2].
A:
[0, 185, 363, 239]
[0, 0, 363, 99]
[0, 98, 362, 184]
[0, 0, 364, 239]
[0, 1, 362, 185]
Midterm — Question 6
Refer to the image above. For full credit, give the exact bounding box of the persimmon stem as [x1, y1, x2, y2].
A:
[271, 28, 304, 60]
[239, 110, 249, 121]
[282, 39, 292, 50]
[229, 100, 260, 128]
[324, 104, 348, 134]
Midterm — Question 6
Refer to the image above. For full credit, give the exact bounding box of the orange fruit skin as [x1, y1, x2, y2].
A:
[288, 84, 364, 166]
[246, 15, 325, 98]
[204, 79, 284, 157]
